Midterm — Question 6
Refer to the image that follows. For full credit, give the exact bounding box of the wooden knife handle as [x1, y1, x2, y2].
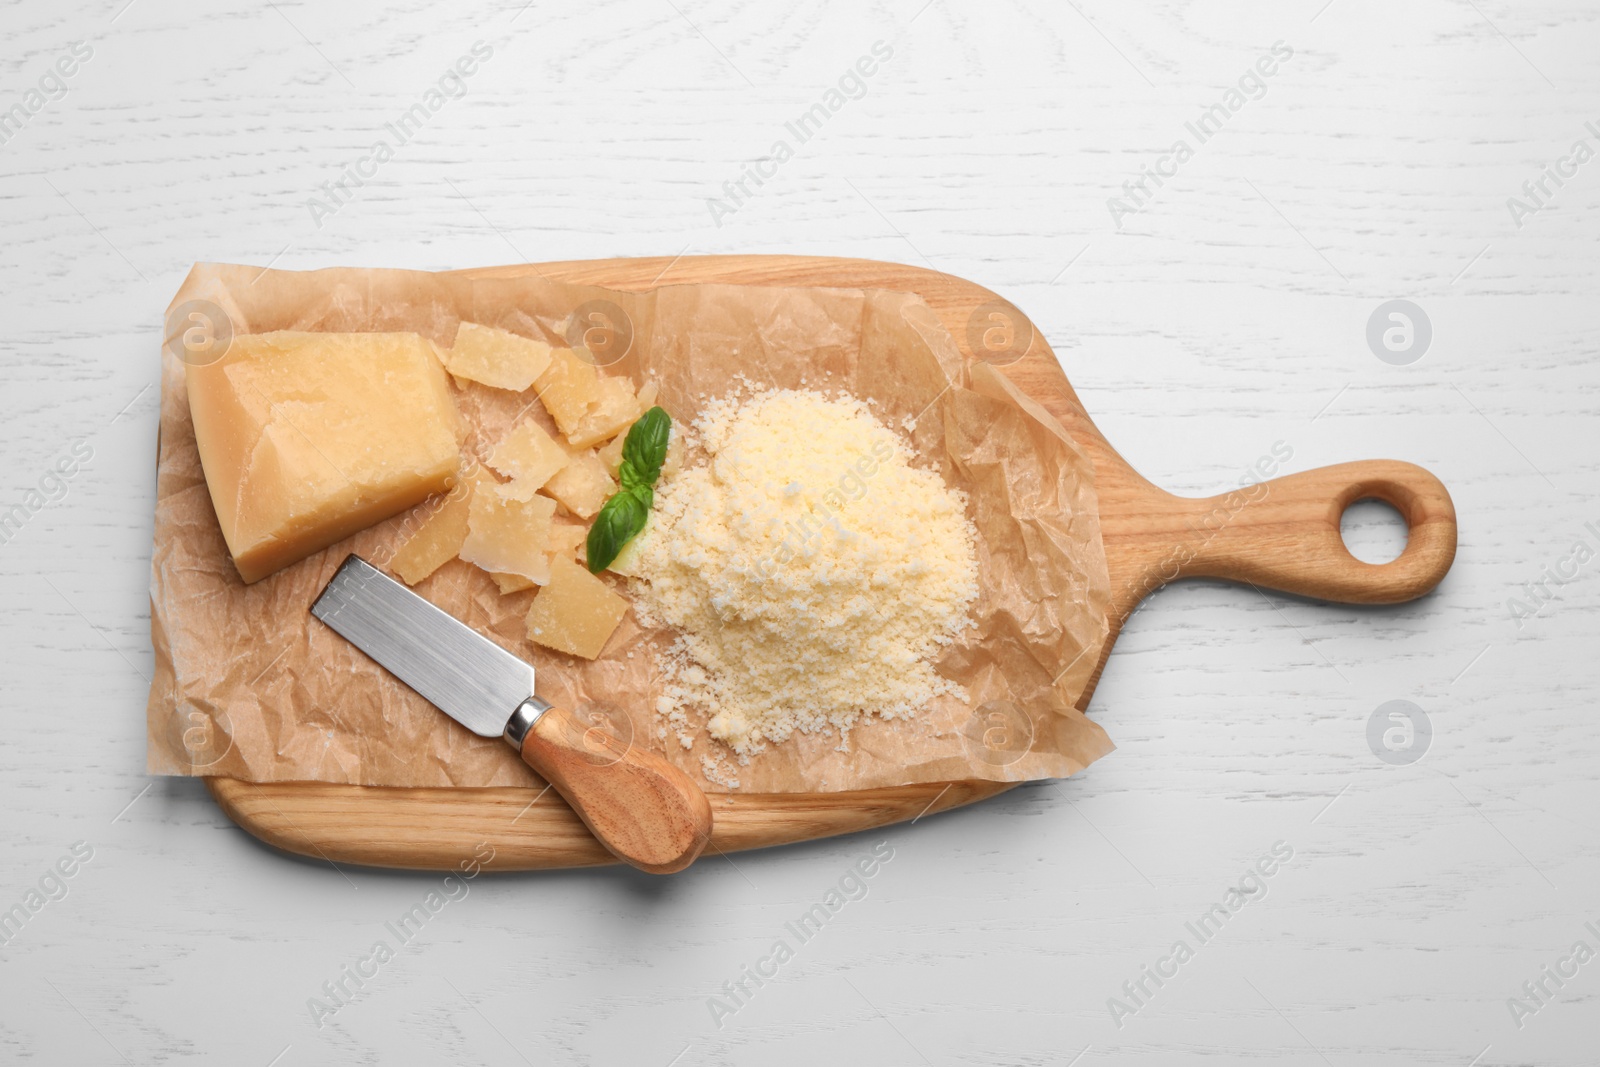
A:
[518, 705, 712, 874]
[1107, 459, 1457, 611]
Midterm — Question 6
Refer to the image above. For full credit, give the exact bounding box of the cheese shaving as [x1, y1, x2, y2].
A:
[629, 388, 978, 757]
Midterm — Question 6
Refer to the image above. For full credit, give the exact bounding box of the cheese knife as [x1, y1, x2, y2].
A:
[311, 554, 712, 874]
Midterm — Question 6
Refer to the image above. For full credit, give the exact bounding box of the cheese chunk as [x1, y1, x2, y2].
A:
[607, 518, 647, 577]
[597, 432, 627, 479]
[185, 331, 462, 583]
[460, 480, 557, 584]
[390, 485, 471, 585]
[548, 521, 587, 561]
[444, 323, 552, 391]
[534, 347, 601, 435]
[564, 376, 643, 449]
[543, 450, 613, 519]
[492, 520, 588, 592]
[526, 555, 628, 659]
[491, 570, 536, 594]
[487, 419, 570, 497]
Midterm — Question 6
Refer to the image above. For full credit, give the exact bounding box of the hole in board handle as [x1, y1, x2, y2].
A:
[1340, 497, 1410, 564]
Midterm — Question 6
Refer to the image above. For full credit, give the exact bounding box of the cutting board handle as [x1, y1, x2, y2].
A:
[1107, 459, 1457, 613]
[520, 705, 713, 875]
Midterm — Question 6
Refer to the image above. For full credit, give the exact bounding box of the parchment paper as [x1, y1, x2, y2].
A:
[147, 263, 1114, 792]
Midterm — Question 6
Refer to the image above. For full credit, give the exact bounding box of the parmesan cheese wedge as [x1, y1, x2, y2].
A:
[487, 419, 571, 497]
[185, 331, 462, 584]
[543, 450, 614, 519]
[460, 476, 557, 584]
[525, 555, 628, 660]
[389, 484, 471, 585]
[444, 322, 552, 391]
[533, 347, 602, 435]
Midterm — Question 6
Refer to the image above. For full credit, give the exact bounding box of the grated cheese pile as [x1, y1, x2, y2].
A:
[628, 388, 979, 759]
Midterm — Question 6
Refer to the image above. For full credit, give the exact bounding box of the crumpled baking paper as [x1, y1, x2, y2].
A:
[146, 262, 1114, 792]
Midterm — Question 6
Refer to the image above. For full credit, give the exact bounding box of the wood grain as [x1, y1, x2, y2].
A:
[206, 776, 1013, 872]
[204, 254, 1456, 870]
[1100, 458, 1457, 617]
[519, 704, 713, 874]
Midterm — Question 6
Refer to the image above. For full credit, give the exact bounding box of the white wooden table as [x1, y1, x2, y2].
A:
[2, 1, 1596, 1063]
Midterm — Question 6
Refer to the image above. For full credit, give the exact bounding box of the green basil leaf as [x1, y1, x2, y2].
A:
[585, 407, 671, 573]
[585, 487, 650, 573]
[621, 406, 671, 487]
[617, 457, 645, 493]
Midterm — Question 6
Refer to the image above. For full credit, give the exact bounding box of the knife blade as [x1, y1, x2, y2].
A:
[312, 555, 538, 739]
[311, 554, 712, 874]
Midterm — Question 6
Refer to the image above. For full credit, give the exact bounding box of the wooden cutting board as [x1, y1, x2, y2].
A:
[204, 255, 1457, 871]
